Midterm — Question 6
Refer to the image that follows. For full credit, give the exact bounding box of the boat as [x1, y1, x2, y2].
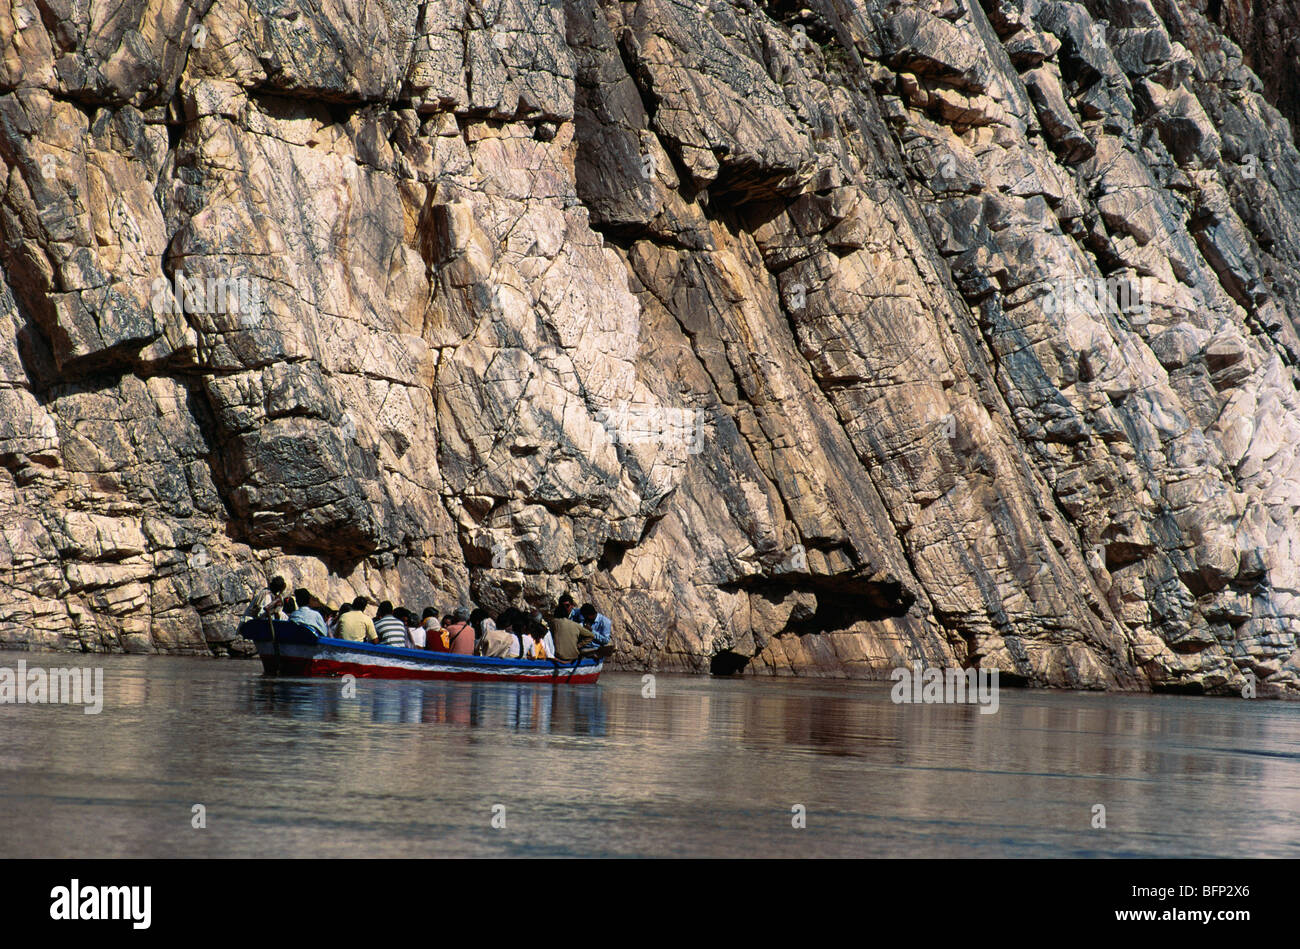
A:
[238, 619, 604, 683]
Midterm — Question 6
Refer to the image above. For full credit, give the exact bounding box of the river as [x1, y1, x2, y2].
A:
[0, 654, 1296, 857]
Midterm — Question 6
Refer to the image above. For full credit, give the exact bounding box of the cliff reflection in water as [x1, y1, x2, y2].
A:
[247, 677, 607, 735]
[0, 655, 1296, 857]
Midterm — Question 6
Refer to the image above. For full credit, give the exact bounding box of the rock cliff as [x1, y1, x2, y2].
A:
[2, 0, 1299, 694]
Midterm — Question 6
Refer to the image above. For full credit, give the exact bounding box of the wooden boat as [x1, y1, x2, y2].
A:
[239, 619, 604, 684]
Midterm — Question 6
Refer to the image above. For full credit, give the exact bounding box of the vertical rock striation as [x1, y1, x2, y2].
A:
[0, 0, 1297, 694]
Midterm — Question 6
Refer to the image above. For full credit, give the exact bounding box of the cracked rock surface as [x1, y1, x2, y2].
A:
[1, 0, 1298, 695]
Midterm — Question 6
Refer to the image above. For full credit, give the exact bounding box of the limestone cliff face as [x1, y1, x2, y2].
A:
[1, 0, 1298, 694]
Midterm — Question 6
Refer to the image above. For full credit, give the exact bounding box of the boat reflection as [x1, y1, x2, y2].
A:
[245, 676, 607, 736]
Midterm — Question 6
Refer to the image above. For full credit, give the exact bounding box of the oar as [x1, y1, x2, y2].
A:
[546, 653, 583, 682]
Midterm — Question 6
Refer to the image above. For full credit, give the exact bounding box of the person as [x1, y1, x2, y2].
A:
[496, 608, 527, 656]
[374, 601, 407, 648]
[246, 575, 287, 620]
[416, 608, 441, 651]
[403, 608, 426, 649]
[521, 617, 555, 660]
[337, 595, 378, 643]
[294, 587, 324, 618]
[323, 603, 340, 636]
[469, 608, 492, 650]
[288, 595, 328, 636]
[550, 599, 588, 661]
[291, 588, 327, 632]
[478, 614, 521, 658]
[578, 603, 613, 648]
[442, 607, 475, 655]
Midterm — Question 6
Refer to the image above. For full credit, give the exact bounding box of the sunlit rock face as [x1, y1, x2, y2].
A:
[1, 0, 1298, 695]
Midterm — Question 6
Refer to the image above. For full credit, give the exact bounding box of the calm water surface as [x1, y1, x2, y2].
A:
[0, 654, 1296, 857]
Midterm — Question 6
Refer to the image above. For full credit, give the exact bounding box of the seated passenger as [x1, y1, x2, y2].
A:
[337, 595, 378, 643]
[399, 608, 425, 649]
[443, 607, 475, 655]
[323, 603, 339, 635]
[478, 619, 520, 658]
[578, 603, 613, 647]
[287, 597, 328, 636]
[416, 608, 441, 651]
[291, 588, 328, 633]
[550, 599, 587, 661]
[469, 608, 491, 650]
[374, 601, 408, 648]
[521, 618, 556, 660]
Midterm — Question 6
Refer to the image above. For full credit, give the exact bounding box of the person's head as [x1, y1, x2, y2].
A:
[269, 576, 287, 595]
[283, 596, 298, 613]
[442, 614, 455, 627]
[422, 607, 437, 621]
[352, 595, 369, 613]
[378, 600, 394, 618]
[337, 602, 352, 615]
[323, 604, 337, 621]
[454, 606, 471, 624]
[555, 597, 574, 619]
[295, 588, 312, 609]
[580, 603, 597, 625]
[470, 607, 489, 629]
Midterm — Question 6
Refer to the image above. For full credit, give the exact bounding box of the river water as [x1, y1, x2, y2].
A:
[0, 654, 1296, 857]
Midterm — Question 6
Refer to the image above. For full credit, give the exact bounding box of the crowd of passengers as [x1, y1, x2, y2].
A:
[247, 576, 613, 661]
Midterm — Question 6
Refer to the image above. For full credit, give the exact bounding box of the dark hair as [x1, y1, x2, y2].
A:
[554, 599, 572, 619]
[422, 607, 438, 620]
[469, 608, 489, 631]
[337, 602, 352, 615]
[295, 588, 312, 607]
[580, 603, 597, 621]
[269, 576, 287, 594]
[378, 600, 394, 617]
[283, 596, 298, 613]
[352, 595, 368, 611]
[441, 614, 455, 627]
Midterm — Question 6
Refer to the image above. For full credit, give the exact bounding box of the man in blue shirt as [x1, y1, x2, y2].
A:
[577, 603, 612, 648]
[290, 587, 328, 635]
[287, 595, 328, 636]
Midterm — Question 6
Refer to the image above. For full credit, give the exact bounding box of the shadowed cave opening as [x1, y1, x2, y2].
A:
[709, 577, 917, 675]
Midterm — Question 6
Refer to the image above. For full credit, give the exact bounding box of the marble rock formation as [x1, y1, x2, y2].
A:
[1, 0, 1298, 695]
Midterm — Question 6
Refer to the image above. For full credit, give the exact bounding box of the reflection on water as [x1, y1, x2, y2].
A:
[249, 677, 608, 734]
[0, 655, 1296, 858]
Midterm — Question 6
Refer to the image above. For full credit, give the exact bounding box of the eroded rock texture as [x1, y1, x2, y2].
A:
[1, 0, 1299, 695]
